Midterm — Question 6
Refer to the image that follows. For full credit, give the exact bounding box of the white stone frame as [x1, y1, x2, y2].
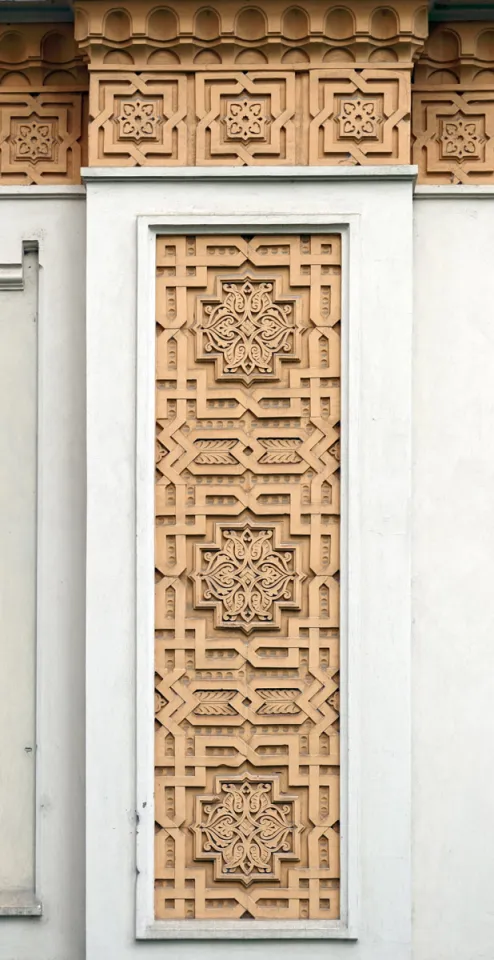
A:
[84, 167, 414, 959]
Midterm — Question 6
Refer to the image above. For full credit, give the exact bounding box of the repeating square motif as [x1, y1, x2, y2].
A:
[0, 93, 82, 184]
[412, 92, 494, 183]
[309, 69, 410, 165]
[88, 73, 187, 166]
[196, 72, 296, 166]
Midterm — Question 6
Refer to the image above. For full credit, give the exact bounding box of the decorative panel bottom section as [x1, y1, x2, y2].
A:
[154, 234, 341, 921]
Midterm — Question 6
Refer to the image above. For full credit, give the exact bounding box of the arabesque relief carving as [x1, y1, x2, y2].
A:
[154, 234, 341, 920]
[0, 24, 87, 183]
[193, 774, 300, 884]
[413, 22, 494, 183]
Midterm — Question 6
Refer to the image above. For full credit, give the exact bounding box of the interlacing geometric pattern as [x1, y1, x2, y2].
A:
[154, 234, 341, 920]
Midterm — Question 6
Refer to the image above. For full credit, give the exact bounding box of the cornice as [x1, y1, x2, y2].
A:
[81, 164, 419, 182]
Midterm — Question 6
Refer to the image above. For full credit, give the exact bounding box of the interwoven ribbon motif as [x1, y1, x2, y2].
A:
[154, 234, 341, 920]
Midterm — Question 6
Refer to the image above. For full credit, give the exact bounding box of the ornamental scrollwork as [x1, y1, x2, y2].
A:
[193, 523, 303, 633]
[195, 278, 298, 383]
[193, 774, 300, 884]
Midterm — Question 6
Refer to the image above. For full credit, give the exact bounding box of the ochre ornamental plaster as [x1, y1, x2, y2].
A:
[413, 23, 494, 184]
[0, 24, 88, 183]
[73, 0, 427, 167]
[154, 234, 341, 921]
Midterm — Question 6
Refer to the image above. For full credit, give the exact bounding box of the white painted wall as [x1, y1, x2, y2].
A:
[0, 190, 86, 960]
[412, 194, 494, 960]
[84, 167, 414, 960]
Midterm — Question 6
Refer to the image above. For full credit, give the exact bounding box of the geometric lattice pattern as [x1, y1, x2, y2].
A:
[154, 235, 341, 920]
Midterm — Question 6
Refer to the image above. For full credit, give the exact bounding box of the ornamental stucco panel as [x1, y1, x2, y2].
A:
[154, 234, 341, 921]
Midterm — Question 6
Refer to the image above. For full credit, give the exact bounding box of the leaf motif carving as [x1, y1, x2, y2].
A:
[194, 439, 237, 465]
[257, 689, 301, 715]
[258, 438, 302, 464]
[194, 690, 237, 715]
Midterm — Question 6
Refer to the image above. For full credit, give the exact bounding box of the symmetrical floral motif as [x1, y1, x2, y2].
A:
[116, 97, 159, 141]
[440, 114, 484, 161]
[195, 524, 301, 632]
[224, 98, 267, 142]
[337, 96, 382, 141]
[12, 118, 56, 161]
[193, 774, 299, 883]
[197, 278, 297, 382]
[0, 95, 82, 184]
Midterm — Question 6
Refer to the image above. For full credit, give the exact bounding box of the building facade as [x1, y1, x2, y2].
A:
[0, 1, 493, 959]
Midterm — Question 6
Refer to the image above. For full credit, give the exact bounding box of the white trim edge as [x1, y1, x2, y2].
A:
[414, 184, 494, 199]
[83, 165, 418, 183]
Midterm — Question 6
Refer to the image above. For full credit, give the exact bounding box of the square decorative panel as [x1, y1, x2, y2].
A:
[195, 73, 296, 165]
[154, 234, 341, 921]
[310, 69, 411, 165]
[412, 92, 494, 183]
[0, 93, 82, 184]
[88, 72, 187, 166]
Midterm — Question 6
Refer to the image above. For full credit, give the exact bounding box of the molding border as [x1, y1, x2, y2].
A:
[0, 186, 86, 200]
[415, 184, 494, 197]
[82, 165, 418, 183]
[0, 892, 42, 918]
[136, 214, 356, 941]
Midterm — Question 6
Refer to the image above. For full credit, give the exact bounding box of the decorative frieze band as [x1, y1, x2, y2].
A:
[74, 0, 426, 167]
[2, 8, 494, 182]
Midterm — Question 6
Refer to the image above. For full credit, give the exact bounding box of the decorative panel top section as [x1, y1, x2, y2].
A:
[0, 24, 88, 184]
[413, 22, 494, 183]
[75, 0, 428, 67]
[154, 234, 341, 922]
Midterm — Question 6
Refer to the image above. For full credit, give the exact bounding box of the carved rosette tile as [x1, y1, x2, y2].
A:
[11, 117, 57, 162]
[154, 234, 341, 921]
[336, 96, 383, 142]
[116, 96, 160, 141]
[193, 522, 303, 633]
[310, 69, 410, 164]
[192, 774, 301, 884]
[195, 276, 300, 383]
[196, 72, 295, 165]
[0, 94, 82, 184]
[440, 113, 484, 160]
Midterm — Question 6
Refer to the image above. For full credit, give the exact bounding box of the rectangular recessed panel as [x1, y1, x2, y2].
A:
[154, 234, 341, 922]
